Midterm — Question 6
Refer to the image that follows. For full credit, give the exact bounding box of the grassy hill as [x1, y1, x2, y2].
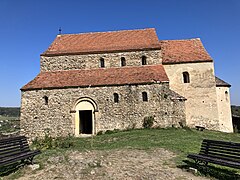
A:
[3, 128, 240, 179]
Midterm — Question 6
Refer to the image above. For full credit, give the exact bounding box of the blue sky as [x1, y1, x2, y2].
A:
[0, 0, 239, 106]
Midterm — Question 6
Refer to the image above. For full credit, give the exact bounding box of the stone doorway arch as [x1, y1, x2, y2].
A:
[73, 97, 98, 136]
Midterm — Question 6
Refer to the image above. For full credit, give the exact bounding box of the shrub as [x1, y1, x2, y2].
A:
[97, 131, 104, 135]
[31, 134, 74, 150]
[105, 130, 115, 134]
[53, 135, 74, 148]
[142, 116, 154, 129]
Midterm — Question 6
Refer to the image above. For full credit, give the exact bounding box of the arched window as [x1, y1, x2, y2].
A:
[141, 56, 147, 65]
[121, 57, 126, 67]
[43, 96, 48, 105]
[100, 58, 105, 68]
[183, 72, 190, 83]
[113, 93, 119, 103]
[142, 92, 148, 102]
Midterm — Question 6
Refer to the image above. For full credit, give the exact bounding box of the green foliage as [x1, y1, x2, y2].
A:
[0, 117, 20, 134]
[32, 134, 74, 150]
[232, 105, 240, 116]
[0, 107, 20, 117]
[142, 116, 154, 128]
[105, 130, 114, 134]
[105, 129, 120, 134]
[97, 131, 104, 135]
[97, 129, 121, 135]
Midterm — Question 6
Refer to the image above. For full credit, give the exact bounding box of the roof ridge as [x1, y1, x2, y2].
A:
[58, 28, 156, 36]
[160, 38, 201, 42]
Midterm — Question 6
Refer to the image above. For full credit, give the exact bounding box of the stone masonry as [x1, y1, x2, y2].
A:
[40, 50, 161, 72]
[20, 83, 185, 139]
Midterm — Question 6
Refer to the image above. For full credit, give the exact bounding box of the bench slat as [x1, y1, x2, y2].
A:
[203, 139, 240, 147]
[188, 154, 240, 169]
[0, 136, 41, 168]
[0, 150, 41, 166]
[0, 144, 30, 153]
[0, 147, 31, 159]
[201, 144, 240, 153]
[187, 139, 240, 169]
[200, 146, 240, 157]
[201, 143, 240, 151]
[0, 136, 27, 144]
[199, 151, 240, 162]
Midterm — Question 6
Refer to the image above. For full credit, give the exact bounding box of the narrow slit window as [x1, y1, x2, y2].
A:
[142, 56, 147, 65]
[183, 72, 190, 83]
[225, 91, 229, 101]
[121, 57, 126, 67]
[142, 92, 148, 102]
[100, 58, 105, 68]
[43, 96, 48, 105]
[114, 93, 119, 103]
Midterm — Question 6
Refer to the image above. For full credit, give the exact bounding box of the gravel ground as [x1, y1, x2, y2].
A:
[14, 148, 208, 180]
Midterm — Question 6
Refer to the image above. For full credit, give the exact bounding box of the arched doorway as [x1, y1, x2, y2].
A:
[74, 98, 97, 136]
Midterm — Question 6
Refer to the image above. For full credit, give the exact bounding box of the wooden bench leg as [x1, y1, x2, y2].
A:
[194, 159, 209, 174]
[28, 157, 34, 164]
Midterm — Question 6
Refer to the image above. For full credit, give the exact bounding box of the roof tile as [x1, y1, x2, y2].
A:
[160, 38, 213, 64]
[42, 28, 161, 56]
[21, 65, 169, 90]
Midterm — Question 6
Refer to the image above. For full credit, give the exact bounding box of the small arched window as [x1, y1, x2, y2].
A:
[121, 57, 126, 67]
[142, 92, 148, 102]
[100, 58, 105, 68]
[141, 56, 147, 65]
[113, 93, 119, 103]
[43, 96, 48, 105]
[183, 72, 190, 83]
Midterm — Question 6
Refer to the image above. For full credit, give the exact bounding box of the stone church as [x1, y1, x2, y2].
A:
[20, 28, 233, 139]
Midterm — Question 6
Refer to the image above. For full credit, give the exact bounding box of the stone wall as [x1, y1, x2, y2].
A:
[163, 62, 220, 130]
[20, 83, 185, 140]
[40, 50, 162, 72]
[216, 86, 233, 132]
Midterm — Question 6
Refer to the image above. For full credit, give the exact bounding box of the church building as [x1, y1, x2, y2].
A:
[20, 28, 233, 139]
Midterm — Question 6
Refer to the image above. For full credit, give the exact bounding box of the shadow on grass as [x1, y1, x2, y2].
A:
[179, 160, 240, 180]
[0, 162, 23, 177]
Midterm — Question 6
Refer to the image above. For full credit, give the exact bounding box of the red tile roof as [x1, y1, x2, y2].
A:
[42, 28, 161, 56]
[160, 38, 213, 64]
[21, 65, 169, 90]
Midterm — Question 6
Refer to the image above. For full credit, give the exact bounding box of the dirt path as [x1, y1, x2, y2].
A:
[15, 148, 208, 180]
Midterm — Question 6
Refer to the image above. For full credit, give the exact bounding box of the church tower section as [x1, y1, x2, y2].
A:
[161, 38, 221, 130]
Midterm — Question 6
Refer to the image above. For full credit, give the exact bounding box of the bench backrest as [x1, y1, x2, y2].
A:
[199, 139, 240, 163]
[0, 136, 30, 160]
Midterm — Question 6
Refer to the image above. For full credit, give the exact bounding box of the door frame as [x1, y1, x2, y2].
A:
[72, 97, 98, 136]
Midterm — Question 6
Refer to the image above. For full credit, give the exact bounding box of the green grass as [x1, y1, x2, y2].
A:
[0, 116, 19, 133]
[36, 127, 240, 165]
[0, 116, 18, 121]
[3, 128, 240, 179]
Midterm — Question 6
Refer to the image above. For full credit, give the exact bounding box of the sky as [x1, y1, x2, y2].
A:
[0, 0, 239, 107]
